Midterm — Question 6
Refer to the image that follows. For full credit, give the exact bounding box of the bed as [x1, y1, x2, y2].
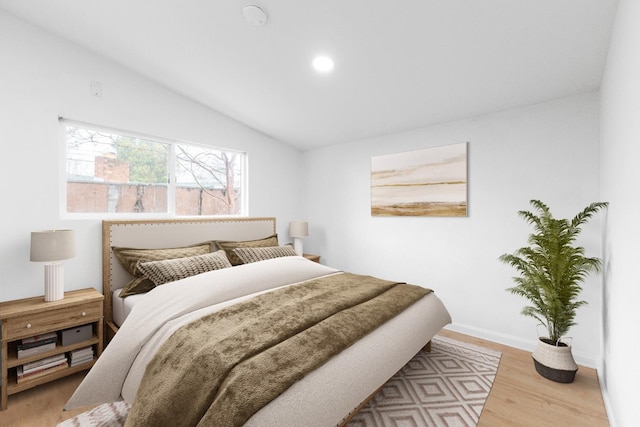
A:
[64, 217, 451, 426]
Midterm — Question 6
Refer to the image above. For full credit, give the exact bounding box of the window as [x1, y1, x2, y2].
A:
[63, 120, 246, 217]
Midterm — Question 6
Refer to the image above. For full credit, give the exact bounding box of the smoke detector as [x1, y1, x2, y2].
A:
[243, 5, 267, 26]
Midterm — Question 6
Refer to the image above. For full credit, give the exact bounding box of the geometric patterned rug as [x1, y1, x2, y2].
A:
[346, 335, 502, 427]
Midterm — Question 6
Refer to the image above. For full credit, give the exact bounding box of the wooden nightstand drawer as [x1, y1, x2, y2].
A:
[3, 300, 101, 341]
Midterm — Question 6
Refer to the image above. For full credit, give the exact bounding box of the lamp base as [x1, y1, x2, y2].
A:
[293, 238, 304, 256]
[44, 263, 64, 302]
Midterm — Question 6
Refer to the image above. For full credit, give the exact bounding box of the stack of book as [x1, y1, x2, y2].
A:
[16, 353, 68, 383]
[17, 332, 57, 359]
[68, 346, 94, 367]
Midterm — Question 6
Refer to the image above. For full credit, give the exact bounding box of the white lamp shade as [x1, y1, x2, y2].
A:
[30, 229, 76, 262]
[289, 221, 309, 238]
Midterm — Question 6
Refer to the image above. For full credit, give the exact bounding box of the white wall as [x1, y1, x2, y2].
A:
[0, 11, 303, 302]
[600, 0, 640, 425]
[302, 93, 604, 367]
[0, 5, 622, 420]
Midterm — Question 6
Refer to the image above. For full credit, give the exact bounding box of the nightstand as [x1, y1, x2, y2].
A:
[303, 253, 321, 263]
[0, 288, 104, 410]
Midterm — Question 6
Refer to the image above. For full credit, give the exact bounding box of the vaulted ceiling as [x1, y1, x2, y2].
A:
[0, 1, 619, 150]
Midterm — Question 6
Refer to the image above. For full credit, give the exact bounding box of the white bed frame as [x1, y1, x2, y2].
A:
[102, 217, 277, 341]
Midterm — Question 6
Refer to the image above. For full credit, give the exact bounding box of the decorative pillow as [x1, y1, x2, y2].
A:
[233, 245, 297, 264]
[113, 243, 213, 297]
[137, 250, 232, 286]
[119, 276, 156, 298]
[214, 234, 279, 265]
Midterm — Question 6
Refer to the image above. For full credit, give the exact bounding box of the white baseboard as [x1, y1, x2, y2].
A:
[444, 322, 598, 368]
[597, 370, 617, 427]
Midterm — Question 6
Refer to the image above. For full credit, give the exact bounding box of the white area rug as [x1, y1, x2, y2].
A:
[58, 401, 130, 427]
[58, 335, 500, 427]
[346, 335, 502, 427]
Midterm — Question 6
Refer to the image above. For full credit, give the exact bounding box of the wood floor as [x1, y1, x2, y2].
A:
[0, 330, 609, 427]
[440, 329, 609, 427]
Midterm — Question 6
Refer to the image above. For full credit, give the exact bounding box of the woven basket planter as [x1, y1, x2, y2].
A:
[532, 338, 578, 383]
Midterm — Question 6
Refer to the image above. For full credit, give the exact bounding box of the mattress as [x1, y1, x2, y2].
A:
[112, 289, 145, 327]
[67, 257, 451, 426]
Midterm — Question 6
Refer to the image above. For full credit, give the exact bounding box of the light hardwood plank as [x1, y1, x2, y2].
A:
[0, 330, 609, 426]
[0, 371, 89, 427]
[439, 329, 609, 427]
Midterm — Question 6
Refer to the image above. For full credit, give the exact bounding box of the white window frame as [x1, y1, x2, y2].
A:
[59, 118, 248, 219]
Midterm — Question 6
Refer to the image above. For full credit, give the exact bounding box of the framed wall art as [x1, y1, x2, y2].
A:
[371, 142, 468, 217]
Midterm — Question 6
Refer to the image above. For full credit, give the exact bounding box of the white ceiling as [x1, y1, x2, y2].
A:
[0, 1, 619, 150]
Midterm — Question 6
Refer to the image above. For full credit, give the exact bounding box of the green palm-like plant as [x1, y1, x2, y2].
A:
[499, 200, 608, 344]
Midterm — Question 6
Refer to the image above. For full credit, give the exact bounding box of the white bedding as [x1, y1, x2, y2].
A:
[66, 256, 451, 426]
[112, 289, 145, 327]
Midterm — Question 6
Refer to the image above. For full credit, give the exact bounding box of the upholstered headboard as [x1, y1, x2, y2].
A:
[102, 217, 276, 339]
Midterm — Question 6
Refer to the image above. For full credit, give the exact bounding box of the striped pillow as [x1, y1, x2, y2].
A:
[233, 245, 297, 264]
[114, 243, 213, 297]
[137, 250, 232, 286]
[113, 243, 213, 277]
[215, 234, 279, 265]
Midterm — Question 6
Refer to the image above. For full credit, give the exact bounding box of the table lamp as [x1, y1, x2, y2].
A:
[288, 221, 308, 256]
[30, 229, 76, 302]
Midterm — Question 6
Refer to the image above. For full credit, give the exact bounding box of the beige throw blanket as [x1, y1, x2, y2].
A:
[125, 273, 431, 427]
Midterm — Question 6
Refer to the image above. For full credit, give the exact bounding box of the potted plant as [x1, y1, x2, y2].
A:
[499, 199, 607, 383]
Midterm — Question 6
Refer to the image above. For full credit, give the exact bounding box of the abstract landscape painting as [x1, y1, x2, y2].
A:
[371, 142, 468, 217]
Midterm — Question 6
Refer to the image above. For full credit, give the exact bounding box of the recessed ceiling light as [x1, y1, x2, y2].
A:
[312, 56, 334, 73]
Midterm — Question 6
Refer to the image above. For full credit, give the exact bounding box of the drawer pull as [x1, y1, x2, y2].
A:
[26, 323, 32, 329]
[82, 311, 87, 316]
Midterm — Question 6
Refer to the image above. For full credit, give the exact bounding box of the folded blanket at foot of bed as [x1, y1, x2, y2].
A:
[125, 273, 431, 427]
